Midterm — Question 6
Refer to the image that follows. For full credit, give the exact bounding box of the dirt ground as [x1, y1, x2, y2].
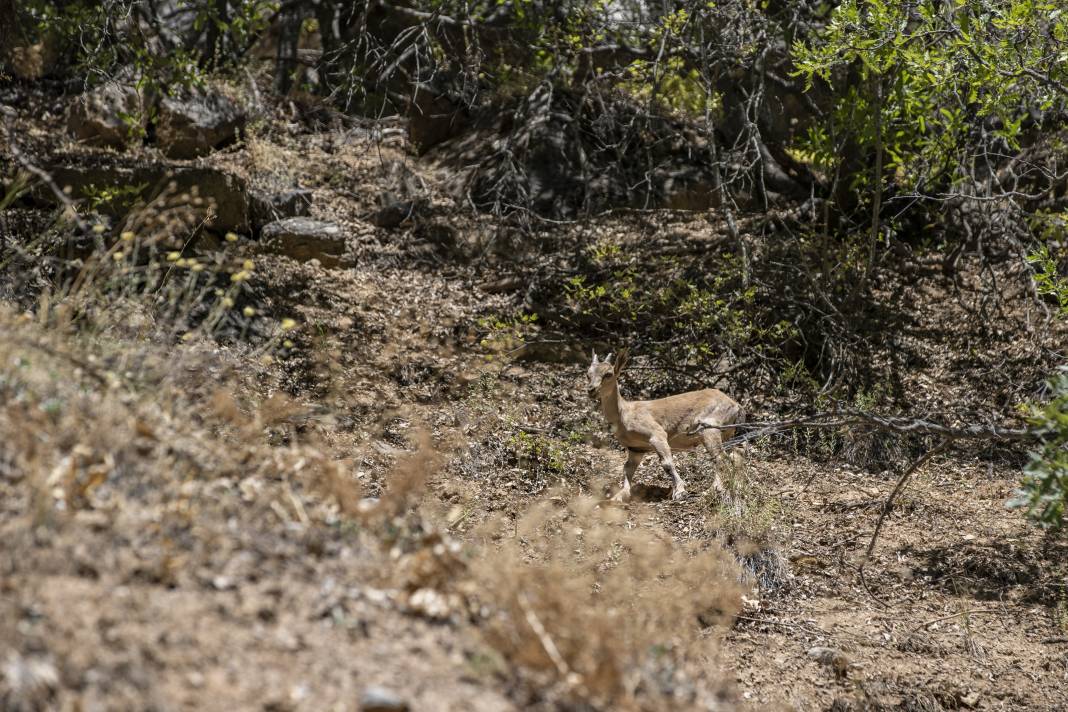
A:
[2, 89, 1067, 711]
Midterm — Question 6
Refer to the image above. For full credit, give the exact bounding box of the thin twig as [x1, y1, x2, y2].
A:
[517, 591, 575, 683]
[902, 608, 1003, 642]
[858, 439, 950, 606]
[10, 336, 110, 387]
[3, 118, 89, 233]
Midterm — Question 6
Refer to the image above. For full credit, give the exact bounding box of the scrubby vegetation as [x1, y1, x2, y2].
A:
[2, 0, 1067, 709]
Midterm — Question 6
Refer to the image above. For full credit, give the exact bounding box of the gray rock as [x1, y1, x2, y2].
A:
[807, 646, 851, 677]
[178, 167, 250, 234]
[368, 198, 428, 228]
[250, 189, 313, 232]
[359, 686, 409, 712]
[66, 83, 143, 149]
[0, 653, 58, 711]
[261, 217, 347, 266]
[41, 158, 250, 233]
[407, 91, 465, 154]
[157, 89, 245, 159]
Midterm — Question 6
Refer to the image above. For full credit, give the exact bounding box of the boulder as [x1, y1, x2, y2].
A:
[174, 167, 250, 233]
[407, 91, 465, 154]
[250, 188, 313, 232]
[66, 83, 143, 149]
[260, 217, 348, 266]
[157, 89, 245, 159]
[40, 157, 250, 233]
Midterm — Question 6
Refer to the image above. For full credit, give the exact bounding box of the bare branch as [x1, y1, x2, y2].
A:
[700, 410, 1031, 449]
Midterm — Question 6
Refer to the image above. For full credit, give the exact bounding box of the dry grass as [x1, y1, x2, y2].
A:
[469, 494, 742, 709]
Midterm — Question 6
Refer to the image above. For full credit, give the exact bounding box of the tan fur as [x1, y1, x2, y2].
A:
[587, 349, 744, 502]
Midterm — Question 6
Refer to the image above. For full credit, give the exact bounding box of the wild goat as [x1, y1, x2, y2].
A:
[587, 350, 744, 502]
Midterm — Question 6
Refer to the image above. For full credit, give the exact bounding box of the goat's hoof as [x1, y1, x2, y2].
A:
[671, 486, 687, 501]
[611, 489, 631, 503]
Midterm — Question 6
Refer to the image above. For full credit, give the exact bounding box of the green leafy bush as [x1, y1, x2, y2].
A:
[1011, 369, 1068, 529]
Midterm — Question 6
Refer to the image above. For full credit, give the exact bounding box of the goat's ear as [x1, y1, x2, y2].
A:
[604, 352, 614, 365]
[591, 349, 599, 365]
[614, 348, 630, 375]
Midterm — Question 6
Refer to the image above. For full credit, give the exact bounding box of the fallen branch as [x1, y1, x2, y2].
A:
[700, 407, 1034, 605]
[699, 409, 1031, 449]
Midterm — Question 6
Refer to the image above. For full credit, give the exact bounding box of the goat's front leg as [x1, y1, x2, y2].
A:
[650, 436, 685, 500]
[612, 448, 645, 502]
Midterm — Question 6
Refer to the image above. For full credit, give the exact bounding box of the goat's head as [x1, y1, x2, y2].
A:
[587, 349, 627, 398]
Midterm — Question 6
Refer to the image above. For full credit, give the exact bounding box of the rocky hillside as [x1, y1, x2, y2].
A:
[2, 73, 1067, 712]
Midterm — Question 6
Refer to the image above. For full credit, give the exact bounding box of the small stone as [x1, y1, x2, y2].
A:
[406, 588, 453, 620]
[260, 217, 348, 266]
[359, 685, 409, 712]
[356, 497, 379, 514]
[212, 575, 235, 590]
[0, 653, 58, 710]
[368, 199, 428, 228]
[807, 646, 850, 678]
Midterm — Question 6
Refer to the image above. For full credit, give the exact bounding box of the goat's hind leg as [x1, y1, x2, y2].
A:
[612, 449, 644, 502]
[650, 436, 686, 501]
[700, 427, 730, 494]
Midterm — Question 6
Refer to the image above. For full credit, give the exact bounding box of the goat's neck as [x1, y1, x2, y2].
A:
[599, 381, 626, 426]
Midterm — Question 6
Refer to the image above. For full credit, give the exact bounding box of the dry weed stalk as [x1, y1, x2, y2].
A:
[470, 494, 742, 708]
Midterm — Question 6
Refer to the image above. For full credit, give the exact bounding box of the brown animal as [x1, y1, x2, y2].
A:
[587, 350, 744, 502]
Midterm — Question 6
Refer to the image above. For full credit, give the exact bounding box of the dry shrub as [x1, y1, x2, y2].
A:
[377, 429, 438, 518]
[0, 299, 362, 543]
[469, 495, 742, 710]
[13, 177, 299, 355]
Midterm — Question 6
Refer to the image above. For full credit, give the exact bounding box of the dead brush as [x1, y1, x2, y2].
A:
[701, 458, 791, 596]
[0, 289, 360, 534]
[16, 179, 299, 357]
[468, 493, 743, 709]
